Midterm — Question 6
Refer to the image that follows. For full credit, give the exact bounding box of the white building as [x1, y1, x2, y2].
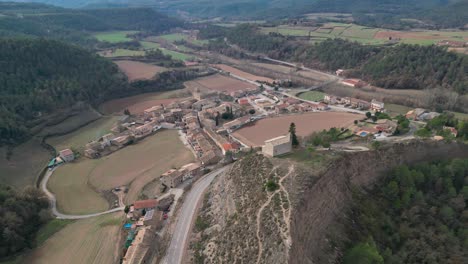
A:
[371, 99, 385, 112]
[262, 134, 292, 157]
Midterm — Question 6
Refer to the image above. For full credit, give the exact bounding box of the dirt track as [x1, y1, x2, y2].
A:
[233, 112, 362, 146]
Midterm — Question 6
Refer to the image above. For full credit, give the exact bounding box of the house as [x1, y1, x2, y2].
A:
[59, 149, 75, 162]
[374, 119, 398, 134]
[144, 106, 164, 118]
[122, 226, 156, 264]
[324, 94, 337, 104]
[371, 99, 385, 112]
[160, 169, 183, 188]
[335, 69, 344, 76]
[350, 98, 370, 110]
[134, 199, 158, 212]
[222, 142, 239, 154]
[161, 113, 175, 123]
[262, 134, 292, 157]
[179, 163, 202, 181]
[200, 150, 219, 165]
[275, 103, 289, 114]
[238, 98, 250, 106]
[405, 108, 428, 121]
[170, 109, 183, 121]
[101, 133, 115, 147]
[111, 135, 133, 147]
[84, 149, 100, 159]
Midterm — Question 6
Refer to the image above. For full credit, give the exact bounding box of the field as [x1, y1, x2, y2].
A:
[157, 33, 208, 46]
[297, 91, 326, 101]
[48, 129, 194, 214]
[385, 103, 413, 116]
[261, 23, 468, 45]
[213, 64, 274, 83]
[22, 213, 122, 264]
[233, 112, 362, 147]
[93, 31, 138, 43]
[0, 138, 51, 188]
[99, 89, 191, 114]
[114, 60, 166, 81]
[158, 48, 193, 60]
[185, 74, 257, 93]
[251, 62, 331, 82]
[100, 49, 146, 58]
[141, 41, 194, 60]
[46, 116, 119, 154]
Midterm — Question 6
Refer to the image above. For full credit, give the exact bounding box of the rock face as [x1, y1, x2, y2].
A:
[289, 141, 468, 264]
[195, 141, 468, 264]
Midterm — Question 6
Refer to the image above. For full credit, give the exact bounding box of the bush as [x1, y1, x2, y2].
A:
[265, 180, 279, 192]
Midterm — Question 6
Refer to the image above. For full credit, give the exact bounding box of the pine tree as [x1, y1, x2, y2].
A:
[289, 122, 299, 147]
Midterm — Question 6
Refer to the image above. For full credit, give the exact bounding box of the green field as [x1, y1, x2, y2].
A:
[261, 23, 468, 46]
[105, 49, 146, 57]
[385, 103, 413, 116]
[93, 31, 138, 43]
[141, 41, 194, 60]
[159, 48, 193, 60]
[141, 41, 161, 50]
[298, 91, 326, 101]
[159, 33, 189, 42]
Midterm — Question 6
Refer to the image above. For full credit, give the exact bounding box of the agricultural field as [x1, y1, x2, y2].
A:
[141, 41, 195, 60]
[115, 60, 166, 81]
[251, 62, 331, 81]
[233, 112, 362, 147]
[48, 129, 194, 214]
[213, 64, 274, 83]
[93, 31, 138, 43]
[0, 138, 51, 188]
[297, 91, 326, 101]
[46, 116, 119, 154]
[22, 213, 122, 264]
[385, 103, 413, 116]
[261, 23, 468, 45]
[140, 41, 161, 50]
[99, 89, 191, 114]
[100, 49, 146, 58]
[185, 74, 257, 93]
[158, 33, 208, 46]
[158, 48, 193, 60]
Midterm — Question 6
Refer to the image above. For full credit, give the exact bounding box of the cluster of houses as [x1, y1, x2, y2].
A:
[324, 94, 385, 112]
[160, 162, 203, 188]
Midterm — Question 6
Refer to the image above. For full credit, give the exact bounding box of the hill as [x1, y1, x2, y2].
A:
[0, 3, 182, 46]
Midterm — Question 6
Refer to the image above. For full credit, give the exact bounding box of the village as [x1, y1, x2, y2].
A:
[43, 64, 462, 264]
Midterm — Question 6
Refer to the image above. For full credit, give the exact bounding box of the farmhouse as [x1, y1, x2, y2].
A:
[122, 226, 156, 264]
[59, 149, 75, 162]
[179, 163, 202, 181]
[341, 79, 366, 88]
[374, 119, 398, 134]
[200, 150, 219, 165]
[134, 199, 158, 212]
[160, 169, 183, 188]
[371, 99, 385, 112]
[324, 94, 337, 104]
[344, 97, 370, 109]
[262, 134, 292, 157]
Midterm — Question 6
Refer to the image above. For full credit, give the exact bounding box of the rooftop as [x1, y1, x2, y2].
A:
[59, 149, 73, 156]
[134, 199, 158, 210]
[264, 134, 291, 146]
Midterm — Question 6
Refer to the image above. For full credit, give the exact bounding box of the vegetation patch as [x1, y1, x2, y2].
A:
[93, 31, 138, 43]
[297, 91, 325, 101]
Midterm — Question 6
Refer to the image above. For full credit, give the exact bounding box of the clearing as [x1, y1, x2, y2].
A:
[93, 31, 138, 43]
[99, 89, 191, 114]
[22, 213, 122, 264]
[213, 64, 274, 83]
[99, 49, 146, 58]
[185, 74, 257, 93]
[115, 60, 166, 81]
[48, 129, 194, 214]
[233, 112, 362, 147]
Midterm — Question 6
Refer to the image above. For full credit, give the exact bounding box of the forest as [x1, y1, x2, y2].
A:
[0, 38, 203, 145]
[0, 3, 182, 46]
[201, 24, 468, 95]
[0, 185, 50, 258]
[343, 159, 468, 264]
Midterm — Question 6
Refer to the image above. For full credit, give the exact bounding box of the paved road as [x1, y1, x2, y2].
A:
[40, 169, 124, 219]
[161, 166, 229, 264]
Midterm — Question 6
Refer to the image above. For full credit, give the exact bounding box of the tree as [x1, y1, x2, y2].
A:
[249, 109, 256, 115]
[124, 205, 130, 214]
[289, 122, 299, 147]
[124, 108, 131, 115]
[366, 112, 372, 119]
[354, 120, 359, 125]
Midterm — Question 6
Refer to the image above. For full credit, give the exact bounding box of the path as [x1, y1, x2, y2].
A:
[161, 166, 230, 264]
[40, 169, 124, 220]
[256, 165, 294, 264]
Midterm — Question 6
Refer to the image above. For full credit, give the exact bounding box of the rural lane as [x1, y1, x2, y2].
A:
[40, 169, 124, 220]
[161, 166, 230, 264]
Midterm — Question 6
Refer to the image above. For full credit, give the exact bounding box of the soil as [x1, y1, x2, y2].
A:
[213, 64, 275, 83]
[185, 74, 257, 93]
[115, 60, 166, 81]
[233, 112, 362, 146]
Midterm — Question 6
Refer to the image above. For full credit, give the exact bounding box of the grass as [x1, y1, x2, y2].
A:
[36, 219, 74, 245]
[140, 41, 193, 60]
[21, 213, 122, 264]
[140, 41, 161, 50]
[159, 48, 193, 60]
[159, 33, 189, 42]
[385, 103, 413, 116]
[93, 31, 138, 43]
[48, 129, 194, 214]
[46, 116, 119, 153]
[105, 49, 145, 57]
[298, 91, 326, 101]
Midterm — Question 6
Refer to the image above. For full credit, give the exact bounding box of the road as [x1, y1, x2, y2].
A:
[161, 166, 229, 264]
[40, 169, 124, 219]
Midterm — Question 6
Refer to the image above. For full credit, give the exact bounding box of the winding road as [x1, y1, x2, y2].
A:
[40, 169, 124, 220]
[161, 166, 230, 264]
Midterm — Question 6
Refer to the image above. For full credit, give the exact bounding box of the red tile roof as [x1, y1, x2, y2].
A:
[134, 199, 158, 210]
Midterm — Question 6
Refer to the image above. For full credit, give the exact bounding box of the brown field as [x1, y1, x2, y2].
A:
[99, 89, 191, 114]
[251, 62, 331, 82]
[23, 213, 122, 264]
[185, 74, 256, 93]
[233, 112, 362, 147]
[115, 60, 166, 81]
[213, 64, 274, 83]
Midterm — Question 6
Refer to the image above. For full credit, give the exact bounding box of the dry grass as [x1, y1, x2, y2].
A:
[213, 64, 274, 83]
[22, 213, 122, 264]
[0, 138, 51, 188]
[99, 89, 191, 114]
[115, 60, 166, 81]
[233, 112, 362, 147]
[185, 74, 256, 93]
